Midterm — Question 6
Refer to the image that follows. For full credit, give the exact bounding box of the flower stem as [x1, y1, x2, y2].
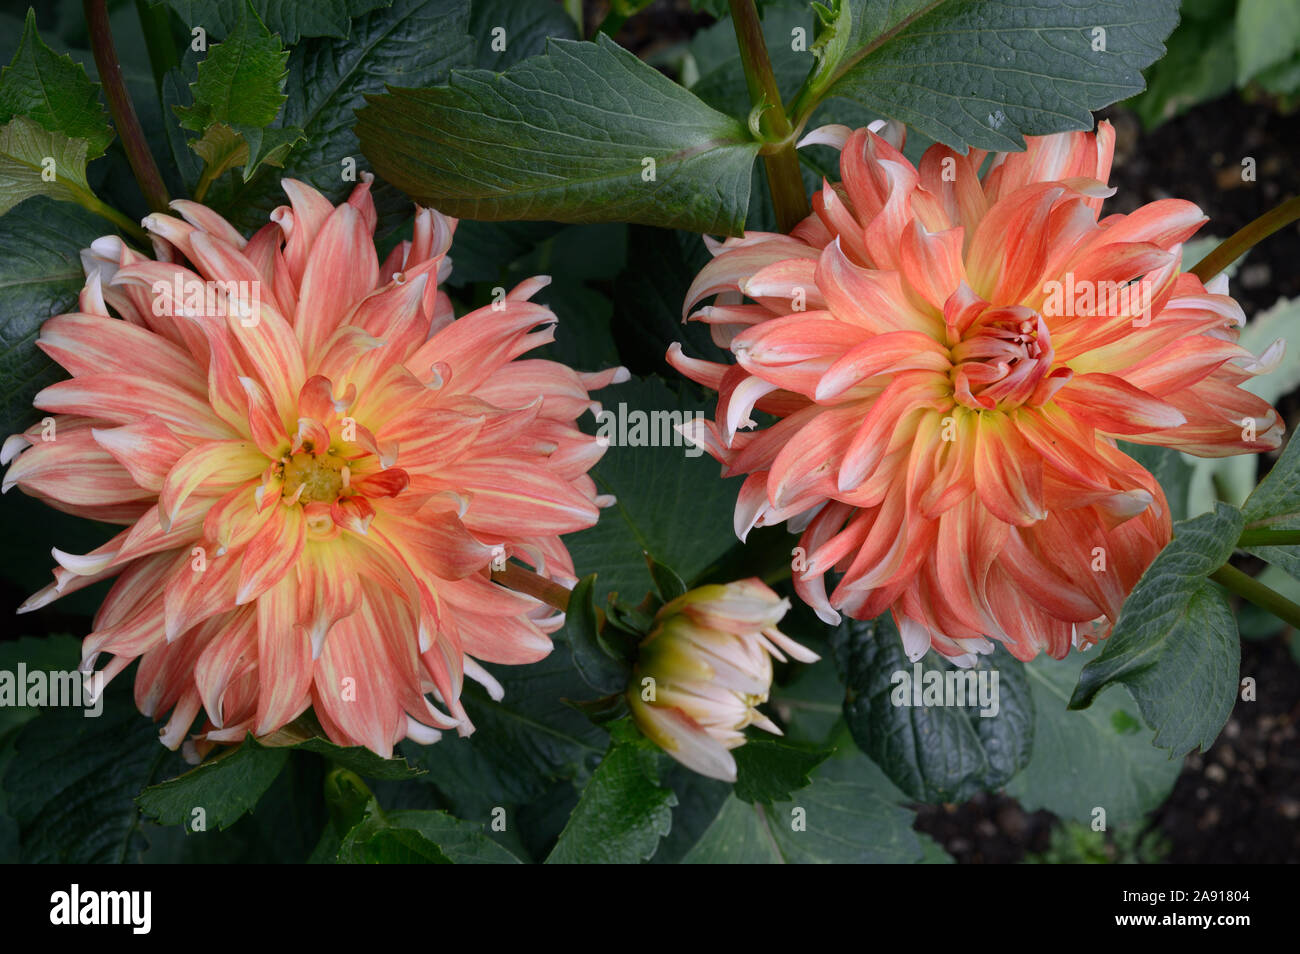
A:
[84, 0, 171, 213]
[1237, 528, 1300, 548]
[728, 0, 810, 233]
[1209, 563, 1300, 630]
[77, 190, 148, 241]
[490, 563, 571, 613]
[1189, 195, 1300, 283]
[193, 161, 220, 204]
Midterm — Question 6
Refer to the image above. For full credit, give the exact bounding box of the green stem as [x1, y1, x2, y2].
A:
[1190, 195, 1300, 282]
[84, 0, 171, 213]
[728, 0, 810, 233]
[134, 0, 178, 93]
[1209, 564, 1300, 630]
[192, 161, 220, 204]
[1237, 528, 1300, 548]
[77, 190, 148, 241]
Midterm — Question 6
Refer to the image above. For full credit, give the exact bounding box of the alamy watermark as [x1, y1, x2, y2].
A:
[1041, 275, 1154, 327]
[593, 402, 705, 457]
[151, 274, 260, 326]
[0, 665, 103, 717]
[50, 884, 150, 934]
[890, 662, 1000, 718]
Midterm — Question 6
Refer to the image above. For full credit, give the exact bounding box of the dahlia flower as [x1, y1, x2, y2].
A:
[668, 120, 1282, 664]
[3, 175, 626, 758]
[628, 578, 818, 781]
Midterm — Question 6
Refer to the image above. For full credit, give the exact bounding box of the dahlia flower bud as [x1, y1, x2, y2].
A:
[669, 119, 1283, 665]
[628, 578, 819, 782]
[2, 175, 627, 759]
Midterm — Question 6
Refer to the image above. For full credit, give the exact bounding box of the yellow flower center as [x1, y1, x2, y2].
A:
[282, 451, 345, 503]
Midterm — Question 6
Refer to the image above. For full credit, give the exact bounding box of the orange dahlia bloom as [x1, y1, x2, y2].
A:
[668, 121, 1282, 664]
[3, 176, 625, 757]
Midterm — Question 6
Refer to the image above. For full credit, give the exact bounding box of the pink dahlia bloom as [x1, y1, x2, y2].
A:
[668, 121, 1282, 664]
[3, 176, 625, 757]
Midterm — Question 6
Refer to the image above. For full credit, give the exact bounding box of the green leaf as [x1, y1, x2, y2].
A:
[0, 635, 81, 740]
[400, 645, 605, 816]
[1069, 503, 1243, 755]
[646, 554, 687, 603]
[469, 0, 579, 69]
[210, 0, 472, 233]
[285, 736, 424, 780]
[335, 800, 522, 863]
[189, 120, 305, 186]
[546, 736, 676, 864]
[1256, 53, 1300, 95]
[136, 737, 289, 831]
[0, 196, 107, 439]
[175, 0, 290, 132]
[0, 10, 112, 159]
[812, 0, 1180, 151]
[1235, 0, 1300, 85]
[1007, 649, 1181, 825]
[1243, 429, 1300, 527]
[140, 754, 330, 862]
[731, 738, 832, 804]
[3, 680, 187, 862]
[683, 754, 922, 863]
[356, 34, 761, 235]
[368, 810, 522, 862]
[0, 116, 97, 215]
[133, 722, 420, 838]
[565, 574, 630, 695]
[830, 615, 1034, 802]
[347, 826, 453, 862]
[161, 69, 205, 188]
[1124, 0, 1236, 128]
[565, 375, 745, 606]
[648, 762, 731, 863]
[188, 121, 248, 180]
[234, 123, 306, 177]
[681, 795, 780, 862]
[154, 0, 394, 44]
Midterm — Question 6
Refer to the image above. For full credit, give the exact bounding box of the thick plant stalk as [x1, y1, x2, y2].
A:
[1190, 196, 1300, 282]
[729, 0, 810, 233]
[1237, 528, 1300, 548]
[85, 0, 171, 213]
[1210, 564, 1300, 630]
